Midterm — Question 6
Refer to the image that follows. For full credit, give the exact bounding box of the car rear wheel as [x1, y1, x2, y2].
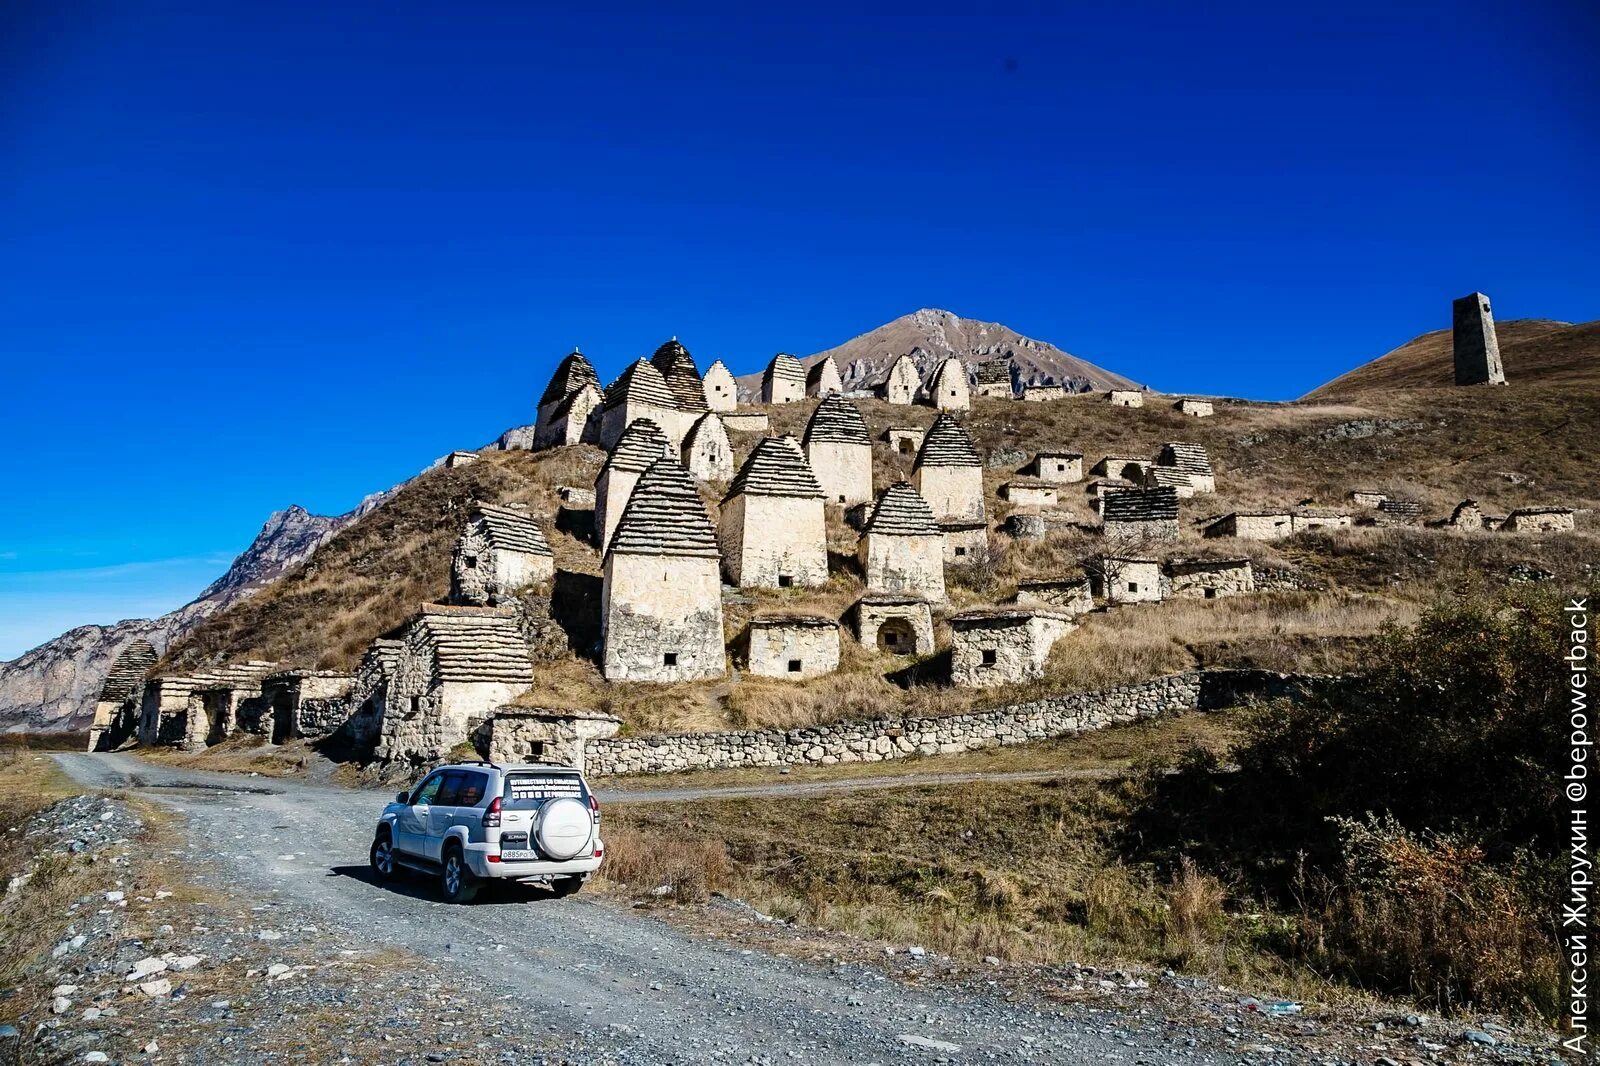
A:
[370, 834, 397, 881]
[549, 875, 583, 898]
[440, 846, 479, 904]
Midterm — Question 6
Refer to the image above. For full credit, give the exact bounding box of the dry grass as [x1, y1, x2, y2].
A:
[137, 732, 314, 776]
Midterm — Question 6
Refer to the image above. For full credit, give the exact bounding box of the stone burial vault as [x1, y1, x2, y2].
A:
[740, 615, 841, 680]
[593, 417, 673, 552]
[803, 394, 874, 506]
[857, 481, 946, 602]
[449, 501, 555, 607]
[720, 436, 829, 589]
[948, 607, 1076, 688]
[533, 348, 603, 449]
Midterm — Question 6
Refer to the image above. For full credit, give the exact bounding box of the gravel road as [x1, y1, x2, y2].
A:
[52, 751, 1239, 1064]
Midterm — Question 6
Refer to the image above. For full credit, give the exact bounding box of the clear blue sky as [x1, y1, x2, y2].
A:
[2, 3, 1597, 659]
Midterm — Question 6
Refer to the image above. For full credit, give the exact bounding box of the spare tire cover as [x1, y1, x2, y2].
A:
[535, 798, 592, 861]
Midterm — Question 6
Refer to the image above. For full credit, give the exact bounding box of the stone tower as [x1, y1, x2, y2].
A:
[720, 436, 828, 588]
[601, 457, 726, 682]
[928, 357, 971, 412]
[594, 419, 672, 551]
[599, 360, 689, 451]
[533, 349, 602, 449]
[650, 339, 709, 414]
[761, 353, 807, 405]
[1452, 292, 1506, 386]
[803, 394, 873, 506]
[806, 356, 843, 398]
[880, 354, 920, 405]
[682, 411, 734, 482]
[857, 482, 946, 601]
[702, 360, 738, 412]
[912, 414, 985, 524]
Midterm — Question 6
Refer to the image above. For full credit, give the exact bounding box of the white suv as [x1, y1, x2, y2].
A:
[370, 761, 603, 903]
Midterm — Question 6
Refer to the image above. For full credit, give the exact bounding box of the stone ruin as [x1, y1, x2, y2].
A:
[761, 353, 807, 405]
[858, 482, 946, 601]
[1370, 497, 1424, 527]
[444, 450, 480, 469]
[850, 594, 935, 656]
[1503, 507, 1575, 533]
[449, 501, 554, 607]
[137, 675, 200, 746]
[1205, 511, 1292, 540]
[970, 359, 1014, 399]
[533, 349, 603, 448]
[1445, 499, 1484, 530]
[1155, 442, 1215, 493]
[594, 418, 673, 552]
[1101, 487, 1180, 543]
[682, 411, 734, 482]
[803, 395, 874, 506]
[1174, 398, 1213, 417]
[1013, 578, 1094, 618]
[913, 414, 985, 525]
[721, 436, 829, 588]
[742, 615, 841, 679]
[1349, 489, 1388, 508]
[1004, 509, 1079, 540]
[1108, 390, 1144, 408]
[949, 607, 1075, 688]
[1453, 292, 1506, 386]
[1000, 480, 1059, 508]
[1166, 558, 1254, 599]
[601, 456, 726, 682]
[1027, 451, 1084, 483]
[806, 356, 843, 398]
[1292, 510, 1352, 533]
[702, 359, 738, 412]
[879, 354, 920, 405]
[87, 639, 158, 751]
[179, 661, 280, 751]
[473, 707, 621, 772]
[927, 357, 971, 412]
[1086, 477, 1136, 513]
[1092, 455, 1150, 482]
[720, 411, 770, 434]
[259, 670, 357, 745]
[600, 359, 687, 451]
[884, 425, 926, 456]
[1022, 384, 1066, 402]
[1087, 555, 1165, 605]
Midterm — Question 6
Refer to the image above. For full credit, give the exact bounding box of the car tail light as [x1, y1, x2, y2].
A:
[482, 796, 502, 828]
[593, 846, 603, 858]
[589, 794, 600, 821]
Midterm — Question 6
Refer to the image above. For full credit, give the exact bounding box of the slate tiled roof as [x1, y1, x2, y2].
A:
[802, 395, 871, 448]
[1102, 487, 1180, 523]
[649, 340, 708, 413]
[414, 605, 533, 684]
[538, 350, 600, 407]
[1157, 442, 1214, 477]
[609, 457, 721, 558]
[99, 640, 158, 702]
[599, 419, 672, 476]
[725, 436, 825, 500]
[971, 359, 1012, 387]
[1145, 466, 1192, 490]
[1376, 498, 1425, 522]
[863, 483, 941, 536]
[763, 353, 807, 391]
[474, 502, 553, 558]
[913, 414, 982, 469]
[603, 359, 677, 412]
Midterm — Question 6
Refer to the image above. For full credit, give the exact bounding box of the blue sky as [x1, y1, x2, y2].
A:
[2, 3, 1597, 659]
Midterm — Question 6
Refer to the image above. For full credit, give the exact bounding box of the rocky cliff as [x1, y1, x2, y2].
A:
[0, 505, 346, 731]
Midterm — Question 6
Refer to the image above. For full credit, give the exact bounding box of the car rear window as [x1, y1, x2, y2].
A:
[502, 771, 589, 809]
[456, 771, 488, 807]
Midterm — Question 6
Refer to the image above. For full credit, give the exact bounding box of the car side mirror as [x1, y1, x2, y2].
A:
[396, 791, 410, 804]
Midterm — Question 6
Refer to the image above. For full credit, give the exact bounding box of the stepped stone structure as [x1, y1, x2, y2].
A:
[650, 339, 709, 415]
[87, 639, 159, 751]
[450, 502, 554, 606]
[884, 426, 926, 456]
[602, 457, 727, 682]
[949, 607, 1075, 687]
[1086, 478, 1136, 512]
[444, 450, 480, 469]
[721, 437, 828, 588]
[1014, 578, 1094, 617]
[744, 615, 841, 679]
[1349, 489, 1388, 508]
[1101, 487, 1180, 543]
[1027, 451, 1083, 483]
[594, 418, 673, 552]
[1022, 384, 1066, 402]
[1205, 511, 1292, 540]
[1000, 480, 1058, 508]
[971, 359, 1013, 399]
[373, 605, 535, 768]
[473, 707, 622, 772]
[600, 360, 688, 451]
[1174, 398, 1213, 417]
[913, 414, 985, 524]
[1155, 443, 1215, 493]
[1092, 455, 1150, 482]
[259, 670, 357, 744]
[1371, 498, 1425, 526]
[682, 412, 734, 482]
[702, 360, 738, 412]
[927, 357, 971, 412]
[1143, 466, 1194, 498]
[180, 661, 280, 751]
[851, 594, 935, 655]
[806, 356, 843, 398]
[880, 354, 920, 404]
[803, 395, 874, 506]
[1109, 390, 1143, 408]
[858, 483, 946, 601]
[1452, 292, 1506, 386]
[761, 353, 807, 405]
[1166, 558, 1254, 599]
[1503, 506, 1575, 532]
[534, 349, 603, 448]
[1088, 555, 1165, 605]
[720, 411, 769, 433]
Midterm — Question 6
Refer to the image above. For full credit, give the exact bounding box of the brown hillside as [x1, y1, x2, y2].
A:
[1304, 318, 1600, 399]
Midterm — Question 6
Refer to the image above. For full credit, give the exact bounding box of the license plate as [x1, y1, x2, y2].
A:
[500, 849, 538, 861]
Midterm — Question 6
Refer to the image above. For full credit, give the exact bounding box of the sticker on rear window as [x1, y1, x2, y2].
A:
[506, 775, 584, 802]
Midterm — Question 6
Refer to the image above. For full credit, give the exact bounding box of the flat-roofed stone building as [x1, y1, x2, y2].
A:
[941, 520, 988, 564]
[1165, 558, 1254, 599]
[702, 360, 738, 412]
[1453, 292, 1506, 386]
[1101, 487, 1180, 543]
[600, 359, 689, 450]
[806, 356, 843, 398]
[884, 425, 926, 456]
[473, 707, 622, 772]
[259, 670, 357, 744]
[851, 594, 935, 655]
[1027, 451, 1084, 483]
[1155, 443, 1215, 493]
[1000, 480, 1059, 508]
[721, 437, 829, 588]
[1292, 509, 1351, 533]
[1503, 506, 1575, 533]
[1088, 555, 1164, 605]
[880, 354, 920, 405]
[761, 353, 807, 405]
[650, 339, 709, 416]
[182, 660, 279, 751]
[1086, 478, 1136, 513]
[444, 450, 480, 469]
[88, 639, 159, 751]
[1022, 384, 1066, 402]
[913, 414, 985, 524]
[602, 457, 726, 682]
[721, 411, 770, 434]
[594, 418, 672, 551]
[744, 615, 841, 679]
[949, 608, 1075, 687]
[682, 412, 734, 482]
[534, 349, 603, 448]
[450, 502, 555, 606]
[137, 676, 201, 746]
[1204, 511, 1293, 540]
[803, 394, 874, 506]
[1014, 578, 1094, 617]
[1350, 489, 1388, 508]
[927, 357, 971, 412]
[1174, 398, 1213, 417]
[1092, 455, 1151, 482]
[1109, 390, 1144, 408]
[858, 482, 946, 601]
[971, 359, 1013, 399]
